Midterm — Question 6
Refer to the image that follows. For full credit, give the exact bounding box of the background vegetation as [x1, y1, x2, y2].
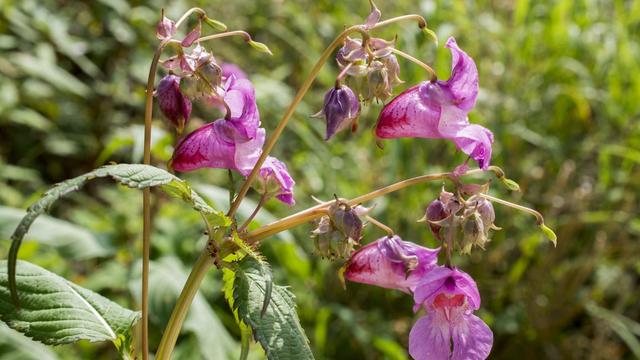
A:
[1, 0, 639, 359]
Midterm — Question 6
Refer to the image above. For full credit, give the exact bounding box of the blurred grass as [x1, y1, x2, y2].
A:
[1, 0, 639, 359]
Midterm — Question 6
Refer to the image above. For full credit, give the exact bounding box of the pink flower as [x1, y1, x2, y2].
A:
[375, 37, 494, 170]
[344, 236, 439, 293]
[409, 267, 493, 360]
[257, 156, 296, 206]
[222, 62, 248, 80]
[172, 76, 263, 174]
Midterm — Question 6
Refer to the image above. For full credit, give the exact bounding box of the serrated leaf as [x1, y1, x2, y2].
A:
[0, 260, 140, 351]
[0, 323, 59, 360]
[233, 257, 314, 360]
[8, 164, 227, 307]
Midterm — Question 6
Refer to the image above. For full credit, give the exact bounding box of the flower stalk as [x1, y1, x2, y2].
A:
[227, 14, 429, 219]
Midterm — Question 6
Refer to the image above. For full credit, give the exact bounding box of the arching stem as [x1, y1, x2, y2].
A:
[390, 48, 437, 81]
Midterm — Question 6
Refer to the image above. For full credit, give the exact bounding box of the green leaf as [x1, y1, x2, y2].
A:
[0, 323, 59, 360]
[0, 260, 139, 351]
[8, 164, 226, 307]
[0, 206, 111, 260]
[232, 257, 314, 360]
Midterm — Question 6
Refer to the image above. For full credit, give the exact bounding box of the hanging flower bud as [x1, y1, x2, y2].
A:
[312, 215, 357, 259]
[156, 74, 192, 132]
[156, 16, 176, 40]
[424, 199, 447, 240]
[461, 212, 486, 254]
[328, 201, 365, 242]
[367, 60, 392, 102]
[198, 61, 223, 90]
[313, 85, 360, 140]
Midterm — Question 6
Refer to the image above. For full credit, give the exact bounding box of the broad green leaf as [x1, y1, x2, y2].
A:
[0, 260, 139, 352]
[0, 323, 59, 360]
[129, 257, 237, 360]
[0, 206, 111, 260]
[233, 257, 314, 360]
[8, 164, 227, 307]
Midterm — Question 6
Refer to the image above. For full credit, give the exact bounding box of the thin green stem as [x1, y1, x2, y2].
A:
[175, 7, 206, 29]
[155, 249, 215, 360]
[476, 193, 545, 225]
[238, 193, 269, 233]
[390, 48, 437, 81]
[141, 40, 168, 360]
[243, 169, 486, 246]
[227, 14, 428, 219]
[365, 215, 394, 236]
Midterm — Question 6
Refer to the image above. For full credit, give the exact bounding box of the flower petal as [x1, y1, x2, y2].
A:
[451, 313, 493, 360]
[440, 37, 478, 111]
[344, 236, 439, 293]
[413, 267, 481, 310]
[258, 156, 296, 206]
[222, 62, 248, 80]
[409, 313, 451, 360]
[172, 122, 234, 172]
[375, 83, 441, 139]
[234, 128, 266, 175]
[453, 124, 494, 170]
[223, 76, 260, 141]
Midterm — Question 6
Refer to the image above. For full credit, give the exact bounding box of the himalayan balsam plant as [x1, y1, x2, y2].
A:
[2, 3, 557, 360]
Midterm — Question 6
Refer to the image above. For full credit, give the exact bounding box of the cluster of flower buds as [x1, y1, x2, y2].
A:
[312, 200, 371, 259]
[421, 185, 497, 255]
[336, 36, 403, 103]
[156, 14, 295, 206]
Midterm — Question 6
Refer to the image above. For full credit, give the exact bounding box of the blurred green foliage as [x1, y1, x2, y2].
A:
[1, 0, 639, 359]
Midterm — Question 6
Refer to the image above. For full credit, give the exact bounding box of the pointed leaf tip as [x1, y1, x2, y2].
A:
[540, 223, 557, 246]
[204, 17, 227, 32]
[248, 40, 273, 56]
[422, 27, 439, 46]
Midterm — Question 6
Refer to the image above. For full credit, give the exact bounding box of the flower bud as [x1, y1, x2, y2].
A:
[179, 75, 201, 99]
[461, 212, 487, 254]
[156, 16, 176, 40]
[425, 199, 447, 240]
[156, 74, 192, 132]
[312, 216, 357, 259]
[367, 61, 392, 102]
[313, 85, 360, 140]
[475, 198, 495, 229]
[331, 205, 363, 242]
[198, 61, 223, 90]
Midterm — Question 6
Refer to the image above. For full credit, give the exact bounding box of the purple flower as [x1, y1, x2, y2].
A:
[222, 62, 248, 80]
[314, 85, 361, 140]
[156, 74, 192, 132]
[375, 37, 494, 170]
[172, 76, 263, 174]
[257, 156, 296, 206]
[409, 267, 493, 360]
[344, 236, 439, 293]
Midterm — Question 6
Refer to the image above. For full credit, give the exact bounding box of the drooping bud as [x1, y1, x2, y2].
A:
[367, 60, 392, 102]
[156, 74, 192, 132]
[313, 85, 360, 140]
[461, 212, 486, 254]
[156, 16, 176, 40]
[424, 199, 447, 239]
[198, 61, 223, 90]
[312, 215, 357, 259]
[329, 203, 364, 242]
[254, 156, 296, 206]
